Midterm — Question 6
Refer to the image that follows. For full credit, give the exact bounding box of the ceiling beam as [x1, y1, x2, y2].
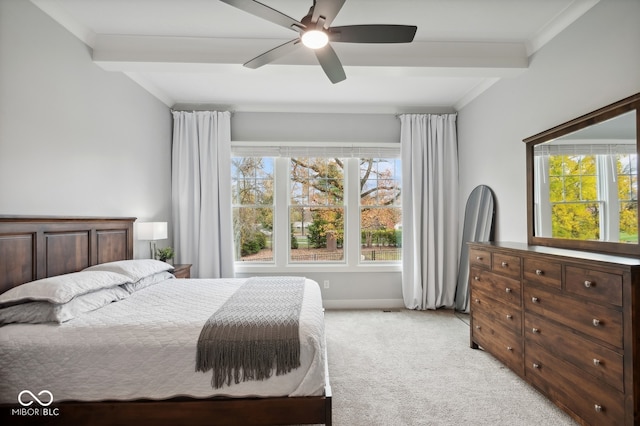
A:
[92, 35, 528, 76]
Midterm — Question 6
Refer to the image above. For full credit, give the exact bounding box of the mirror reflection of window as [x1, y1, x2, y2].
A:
[533, 111, 638, 243]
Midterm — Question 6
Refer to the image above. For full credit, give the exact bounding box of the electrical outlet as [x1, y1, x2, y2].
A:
[323, 280, 330, 289]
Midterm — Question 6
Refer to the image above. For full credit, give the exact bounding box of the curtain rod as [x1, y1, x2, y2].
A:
[171, 109, 235, 115]
[395, 112, 458, 118]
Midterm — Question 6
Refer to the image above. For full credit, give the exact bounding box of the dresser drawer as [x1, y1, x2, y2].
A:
[526, 342, 624, 425]
[565, 266, 622, 307]
[524, 312, 623, 392]
[471, 267, 521, 307]
[523, 257, 561, 289]
[471, 286, 522, 335]
[524, 284, 623, 348]
[473, 311, 523, 375]
[492, 252, 521, 279]
[469, 248, 491, 269]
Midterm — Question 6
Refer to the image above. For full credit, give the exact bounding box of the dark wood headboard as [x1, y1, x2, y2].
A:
[0, 216, 136, 294]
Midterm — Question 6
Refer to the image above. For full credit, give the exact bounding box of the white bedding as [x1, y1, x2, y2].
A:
[0, 278, 326, 403]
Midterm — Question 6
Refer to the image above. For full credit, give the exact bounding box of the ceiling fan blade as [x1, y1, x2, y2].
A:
[311, 0, 346, 28]
[314, 43, 346, 84]
[220, 0, 303, 32]
[329, 25, 417, 43]
[244, 39, 301, 69]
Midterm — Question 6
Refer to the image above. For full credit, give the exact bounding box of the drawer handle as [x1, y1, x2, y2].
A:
[531, 297, 539, 303]
[594, 404, 603, 413]
[593, 358, 601, 366]
[592, 318, 601, 327]
[535, 269, 543, 276]
[532, 328, 539, 334]
[506, 346, 513, 351]
[506, 314, 513, 320]
[474, 276, 480, 281]
[584, 280, 594, 288]
[505, 287, 512, 293]
[474, 298, 480, 303]
[501, 261, 508, 267]
[475, 325, 481, 330]
[476, 256, 483, 261]
[532, 363, 540, 369]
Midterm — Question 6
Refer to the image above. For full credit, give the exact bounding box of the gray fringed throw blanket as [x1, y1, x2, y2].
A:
[196, 276, 306, 389]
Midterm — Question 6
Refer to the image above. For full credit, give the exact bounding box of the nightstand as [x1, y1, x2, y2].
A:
[171, 264, 192, 279]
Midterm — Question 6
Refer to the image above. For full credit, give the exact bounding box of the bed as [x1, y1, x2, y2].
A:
[0, 216, 332, 426]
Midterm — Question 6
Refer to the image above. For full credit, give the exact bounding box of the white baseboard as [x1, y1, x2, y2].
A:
[323, 298, 405, 310]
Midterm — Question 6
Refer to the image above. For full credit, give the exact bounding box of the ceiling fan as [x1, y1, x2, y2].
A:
[220, 0, 418, 84]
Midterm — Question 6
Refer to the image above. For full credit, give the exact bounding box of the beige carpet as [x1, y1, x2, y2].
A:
[323, 309, 576, 426]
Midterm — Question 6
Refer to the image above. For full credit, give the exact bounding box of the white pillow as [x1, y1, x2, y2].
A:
[0, 270, 131, 307]
[84, 259, 174, 282]
[0, 286, 130, 325]
[121, 271, 175, 294]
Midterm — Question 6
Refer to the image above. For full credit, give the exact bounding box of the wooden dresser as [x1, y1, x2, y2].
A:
[469, 241, 640, 426]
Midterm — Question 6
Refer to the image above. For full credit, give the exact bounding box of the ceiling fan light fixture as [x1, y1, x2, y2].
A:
[224, 0, 417, 83]
[301, 30, 329, 49]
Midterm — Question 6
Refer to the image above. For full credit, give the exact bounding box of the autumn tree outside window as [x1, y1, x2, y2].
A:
[535, 145, 638, 243]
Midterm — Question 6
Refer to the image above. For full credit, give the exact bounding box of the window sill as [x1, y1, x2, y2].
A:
[233, 263, 402, 274]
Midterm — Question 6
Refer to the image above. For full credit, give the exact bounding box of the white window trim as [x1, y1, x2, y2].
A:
[232, 146, 402, 274]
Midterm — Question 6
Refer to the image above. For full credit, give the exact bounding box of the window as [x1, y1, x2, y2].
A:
[231, 157, 274, 262]
[359, 158, 402, 262]
[548, 153, 600, 240]
[289, 157, 345, 263]
[535, 148, 638, 243]
[616, 153, 638, 242]
[231, 153, 402, 267]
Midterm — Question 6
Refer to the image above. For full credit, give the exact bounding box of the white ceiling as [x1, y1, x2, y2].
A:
[31, 0, 600, 113]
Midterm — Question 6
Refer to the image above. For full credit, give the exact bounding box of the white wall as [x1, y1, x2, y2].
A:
[458, 0, 640, 244]
[0, 0, 173, 258]
[231, 112, 400, 142]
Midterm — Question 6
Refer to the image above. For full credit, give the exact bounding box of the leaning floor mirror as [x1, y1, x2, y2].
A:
[455, 185, 496, 312]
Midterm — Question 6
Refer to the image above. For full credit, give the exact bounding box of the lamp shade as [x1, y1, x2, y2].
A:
[137, 222, 168, 241]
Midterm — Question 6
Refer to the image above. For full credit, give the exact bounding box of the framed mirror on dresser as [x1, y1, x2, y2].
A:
[469, 93, 640, 426]
[524, 92, 640, 256]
